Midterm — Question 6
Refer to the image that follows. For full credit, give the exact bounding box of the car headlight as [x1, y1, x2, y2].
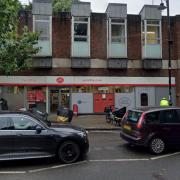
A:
[78, 131, 87, 138]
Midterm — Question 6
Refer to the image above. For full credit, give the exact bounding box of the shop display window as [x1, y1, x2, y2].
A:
[5, 86, 24, 94]
[72, 86, 93, 93]
[27, 87, 46, 105]
[115, 86, 134, 93]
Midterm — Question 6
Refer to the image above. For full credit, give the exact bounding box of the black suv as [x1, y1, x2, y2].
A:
[0, 111, 89, 163]
[120, 107, 180, 154]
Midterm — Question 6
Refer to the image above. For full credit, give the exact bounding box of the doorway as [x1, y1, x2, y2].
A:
[50, 88, 71, 113]
[50, 89, 59, 113]
[94, 93, 114, 113]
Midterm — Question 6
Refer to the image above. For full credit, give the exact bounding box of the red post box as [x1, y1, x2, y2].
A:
[73, 104, 78, 116]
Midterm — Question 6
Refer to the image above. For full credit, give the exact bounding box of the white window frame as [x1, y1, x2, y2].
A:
[142, 20, 162, 45]
[141, 19, 162, 58]
[33, 14, 52, 56]
[107, 18, 127, 58]
[71, 16, 90, 57]
[109, 18, 127, 44]
[33, 15, 52, 43]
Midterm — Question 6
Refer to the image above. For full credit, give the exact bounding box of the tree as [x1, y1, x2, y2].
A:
[0, 0, 40, 75]
[53, 0, 79, 13]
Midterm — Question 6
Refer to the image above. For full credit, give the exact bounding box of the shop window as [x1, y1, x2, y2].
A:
[72, 86, 92, 93]
[5, 86, 24, 94]
[115, 87, 133, 93]
[141, 93, 148, 106]
[27, 87, 46, 109]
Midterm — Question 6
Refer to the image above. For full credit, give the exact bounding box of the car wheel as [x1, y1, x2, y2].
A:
[58, 141, 80, 164]
[149, 137, 165, 154]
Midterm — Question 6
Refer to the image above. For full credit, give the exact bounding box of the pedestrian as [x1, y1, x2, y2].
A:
[0, 98, 8, 110]
[160, 97, 169, 107]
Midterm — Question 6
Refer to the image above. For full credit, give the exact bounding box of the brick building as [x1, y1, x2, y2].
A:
[0, 0, 180, 114]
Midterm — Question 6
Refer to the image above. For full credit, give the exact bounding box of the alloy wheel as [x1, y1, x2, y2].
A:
[58, 141, 80, 164]
[150, 138, 165, 154]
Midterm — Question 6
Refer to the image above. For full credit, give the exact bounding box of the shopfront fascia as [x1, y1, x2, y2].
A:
[0, 76, 176, 113]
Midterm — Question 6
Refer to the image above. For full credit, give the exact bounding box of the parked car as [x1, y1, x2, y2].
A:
[120, 107, 180, 154]
[0, 111, 89, 163]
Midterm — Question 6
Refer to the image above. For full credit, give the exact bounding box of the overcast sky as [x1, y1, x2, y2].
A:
[20, 0, 180, 15]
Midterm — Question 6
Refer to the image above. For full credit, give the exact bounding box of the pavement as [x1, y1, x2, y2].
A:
[48, 114, 121, 130]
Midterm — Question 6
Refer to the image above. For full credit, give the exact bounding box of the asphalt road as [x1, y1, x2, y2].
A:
[1, 131, 180, 180]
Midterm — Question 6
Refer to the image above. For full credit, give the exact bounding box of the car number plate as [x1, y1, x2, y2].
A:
[123, 124, 131, 131]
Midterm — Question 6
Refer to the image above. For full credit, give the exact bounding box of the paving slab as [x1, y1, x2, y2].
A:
[48, 114, 121, 130]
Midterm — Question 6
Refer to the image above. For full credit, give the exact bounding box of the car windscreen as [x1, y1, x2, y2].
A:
[127, 110, 142, 123]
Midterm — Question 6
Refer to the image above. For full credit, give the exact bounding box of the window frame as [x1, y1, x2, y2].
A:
[71, 16, 90, 57]
[109, 18, 126, 44]
[141, 19, 162, 45]
[72, 16, 90, 42]
[33, 15, 52, 42]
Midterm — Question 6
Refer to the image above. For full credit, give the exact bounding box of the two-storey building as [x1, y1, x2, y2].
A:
[0, 0, 180, 114]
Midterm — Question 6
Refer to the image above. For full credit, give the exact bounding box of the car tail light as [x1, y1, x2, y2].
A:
[137, 113, 145, 129]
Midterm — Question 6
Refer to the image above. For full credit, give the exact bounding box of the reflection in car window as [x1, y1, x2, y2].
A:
[10, 116, 38, 130]
[160, 110, 179, 123]
[0, 117, 10, 130]
[127, 111, 142, 122]
[145, 111, 160, 124]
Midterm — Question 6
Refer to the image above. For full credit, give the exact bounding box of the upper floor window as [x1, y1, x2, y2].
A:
[74, 17, 89, 42]
[34, 15, 50, 41]
[111, 18, 125, 43]
[142, 20, 161, 45]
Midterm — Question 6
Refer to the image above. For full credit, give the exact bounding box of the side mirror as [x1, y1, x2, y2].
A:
[36, 126, 42, 134]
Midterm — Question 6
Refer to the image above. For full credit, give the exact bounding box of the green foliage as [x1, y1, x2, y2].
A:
[53, 0, 79, 12]
[0, 0, 20, 35]
[0, 0, 40, 75]
[0, 28, 40, 75]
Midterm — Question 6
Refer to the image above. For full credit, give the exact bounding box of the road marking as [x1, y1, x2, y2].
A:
[150, 151, 180, 160]
[89, 158, 149, 162]
[0, 171, 26, 174]
[28, 161, 88, 173]
[2, 152, 180, 174]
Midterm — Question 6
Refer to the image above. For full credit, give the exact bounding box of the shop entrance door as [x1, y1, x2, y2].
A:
[60, 88, 70, 108]
[94, 93, 114, 113]
[50, 88, 71, 113]
[50, 89, 59, 113]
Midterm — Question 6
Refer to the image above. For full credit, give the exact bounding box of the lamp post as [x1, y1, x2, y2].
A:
[159, 0, 172, 106]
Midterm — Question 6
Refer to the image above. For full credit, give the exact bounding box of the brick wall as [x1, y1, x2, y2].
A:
[52, 13, 71, 58]
[174, 15, 180, 60]
[127, 15, 141, 60]
[161, 16, 180, 60]
[91, 13, 107, 59]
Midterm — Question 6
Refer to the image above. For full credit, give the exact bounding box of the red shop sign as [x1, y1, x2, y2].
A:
[56, 77, 64, 84]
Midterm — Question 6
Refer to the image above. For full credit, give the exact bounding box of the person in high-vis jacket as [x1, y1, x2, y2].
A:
[160, 97, 169, 106]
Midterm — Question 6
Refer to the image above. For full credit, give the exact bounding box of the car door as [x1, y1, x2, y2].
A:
[10, 114, 57, 159]
[159, 109, 180, 146]
[0, 115, 14, 160]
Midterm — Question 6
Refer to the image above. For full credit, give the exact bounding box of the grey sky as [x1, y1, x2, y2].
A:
[20, 0, 180, 15]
